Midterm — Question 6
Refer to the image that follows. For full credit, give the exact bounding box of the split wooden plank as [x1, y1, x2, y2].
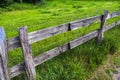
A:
[107, 11, 120, 19]
[105, 21, 120, 31]
[10, 43, 69, 78]
[29, 23, 69, 44]
[70, 15, 101, 30]
[18, 27, 36, 80]
[111, 11, 120, 18]
[7, 11, 120, 51]
[9, 29, 98, 78]
[7, 36, 20, 51]
[97, 10, 108, 43]
[9, 62, 25, 79]
[9, 21, 120, 78]
[7, 23, 69, 51]
[34, 43, 69, 66]
[0, 27, 10, 80]
[70, 30, 98, 49]
[7, 15, 101, 51]
[9, 20, 120, 78]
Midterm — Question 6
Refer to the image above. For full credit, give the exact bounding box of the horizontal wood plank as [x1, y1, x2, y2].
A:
[9, 63, 25, 78]
[111, 11, 120, 18]
[29, 23, 69, 44]
[107, 11, 120, 19]
[7, 15, 101, 51]
[9, 30, 99, 78]
[105, 21, 120, 31]
[7, 36, 20, 50]
[70, 30, 98, 49]
[70, 15, 101, 30]
[10, 43, 69, 78]
[9, 20, 120, 78]
[7, 12, 120, 51]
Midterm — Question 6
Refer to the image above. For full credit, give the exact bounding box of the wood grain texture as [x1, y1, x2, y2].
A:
[70, 15, 101, 30]
[19, 27, 36, 80]
[9, 30, 98, 78]
[105, 21, 120, 31]
[29, 23, 69, 44]
[7, 15, 100, 51]
[9, 62, 25, 78]
[7, 36, 20, 50]
[70, 30, 98, 49]
[111, 11, 120, 18]
[9, 20, 120, 78]
[7, 11, 120, 51]
[98, 10, 108, 43]
[107, 11, 120, 19]
[0, 27, 10, 80]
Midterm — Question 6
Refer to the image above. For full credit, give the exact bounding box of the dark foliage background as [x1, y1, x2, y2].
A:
[0, 0, 42, 7]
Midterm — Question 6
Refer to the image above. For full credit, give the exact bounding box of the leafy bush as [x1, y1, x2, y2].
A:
[0, 0, 14, 7]
[0, 0, 7, 7]
[0, 0, 43, 7]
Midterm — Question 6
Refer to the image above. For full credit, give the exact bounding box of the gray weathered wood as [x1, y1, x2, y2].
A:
[19, 27, 36, 80]
[70, 15, 101, 30]
[9, 20, 120, 78]
[9, 62, 25, 78]
[98, 10, 108, 43]
[9, 30, 98, 78]
[34, 43, 69, 66]
[111, 11, 120, 18]
[29, 23, 69, 44]
[10, 43, 69, 78]
[8, 23, 69, 51]
[70, 30, 98, 49]
[7, 11, 120, 51]
[105, 21, 120, 31]
[0, 27, 10, 80]
[7, 15, 101, 51]
[7, 36, 20, 50]
[107, 11, 120, 19]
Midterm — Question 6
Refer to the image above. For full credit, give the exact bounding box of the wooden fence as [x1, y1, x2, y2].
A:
[0, 10, 120, 80]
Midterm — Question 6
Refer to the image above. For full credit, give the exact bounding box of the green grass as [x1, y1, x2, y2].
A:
[0, 1, 120, 80]
[0, 1, 120, 38]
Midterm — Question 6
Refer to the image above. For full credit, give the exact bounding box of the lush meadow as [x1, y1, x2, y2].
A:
[0, 1, 120, 80]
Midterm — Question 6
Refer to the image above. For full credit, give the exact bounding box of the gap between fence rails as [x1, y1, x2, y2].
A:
[7, 11, 120, 51]
[10, 20, 120, 78]
[0, 10, 120, 80]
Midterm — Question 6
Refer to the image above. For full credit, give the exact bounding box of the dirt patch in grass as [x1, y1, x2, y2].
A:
[89, 50, 120, 80]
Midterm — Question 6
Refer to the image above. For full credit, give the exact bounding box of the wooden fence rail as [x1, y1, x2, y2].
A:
[7, 11, 120, 51]
[0, 10, 120, 80]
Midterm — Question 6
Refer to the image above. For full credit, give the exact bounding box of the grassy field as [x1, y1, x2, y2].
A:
[0, 1, 120, 80]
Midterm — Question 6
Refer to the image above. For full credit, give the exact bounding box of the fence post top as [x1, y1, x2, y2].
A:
[18, 26, 27, 30]
[104, 10, 108, 13]
[104, 10, 109, 16]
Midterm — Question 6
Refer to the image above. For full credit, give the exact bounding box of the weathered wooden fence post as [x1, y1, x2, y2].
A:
[0, 27, 10, 80]
[18, 27, 36, 80]
[98, 10, 108, 43]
